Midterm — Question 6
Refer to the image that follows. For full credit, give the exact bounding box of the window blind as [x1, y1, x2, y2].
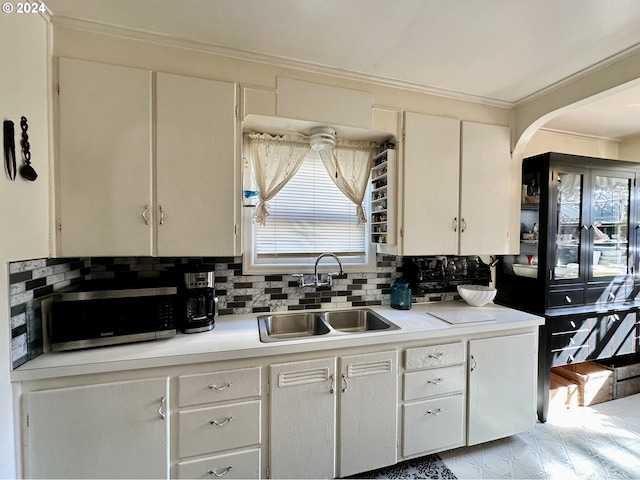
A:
[255, 151, 367, 257]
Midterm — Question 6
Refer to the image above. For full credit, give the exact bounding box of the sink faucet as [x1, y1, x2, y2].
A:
[293, 253, 343, 287]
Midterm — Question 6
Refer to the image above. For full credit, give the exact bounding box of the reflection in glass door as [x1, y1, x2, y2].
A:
[555, 172, 582, 280]
[590, 175, 630, 277]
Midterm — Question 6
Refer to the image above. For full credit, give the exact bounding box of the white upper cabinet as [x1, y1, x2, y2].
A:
[403, 112, 460, 256]
[155, 72, 237, 257]
[459, 121, 511, 255]
[57, 57, 153, 256]
[56, 59, 238, 257]
[402, 112, 511, 255]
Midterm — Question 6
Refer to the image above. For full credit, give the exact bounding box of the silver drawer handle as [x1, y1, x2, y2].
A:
[565, 295, 572, 304]
[208, 467, 232, 477]
[209, 417, 233, 427]
[428, 352, 445, 360]
[427, 378, 444, 385]
[209, 382, 232, 391]
[426, 408, 442, 416]
[158, 396, 166, 420]
[142, 205, 150, 225]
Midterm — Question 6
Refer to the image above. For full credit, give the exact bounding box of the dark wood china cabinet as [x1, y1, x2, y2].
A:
[496, 152, 640, 421]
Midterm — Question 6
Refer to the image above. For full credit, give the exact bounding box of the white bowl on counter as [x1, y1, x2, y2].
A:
[457, 284, 497, 307]
[513, 263, 538, 278]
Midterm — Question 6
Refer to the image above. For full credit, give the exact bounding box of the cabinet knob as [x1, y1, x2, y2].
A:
[565, 296, 572, 304]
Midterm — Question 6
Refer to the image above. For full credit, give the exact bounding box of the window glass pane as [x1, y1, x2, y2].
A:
[255, 150, 367, 258]
[555, 172, 582, 280]
[591, 175, 629, 277]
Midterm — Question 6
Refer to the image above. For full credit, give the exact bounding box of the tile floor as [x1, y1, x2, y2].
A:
[439, 393, 640, 479]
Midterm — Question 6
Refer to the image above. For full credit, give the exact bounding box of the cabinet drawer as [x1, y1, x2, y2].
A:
[178, 367, 261, 407]
[403, 365, 464, 401]
[405, 342, 464, 370]
[551, 345, 590, 366]
[550, 316, 590, 334]
[549, 290, 584, 308]
[177, 448, 261, 479]
[178, 400, 261, 458]
[402, 394, 464, 457]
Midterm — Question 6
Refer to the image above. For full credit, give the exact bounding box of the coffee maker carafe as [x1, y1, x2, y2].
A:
[181, 271, 217, 333]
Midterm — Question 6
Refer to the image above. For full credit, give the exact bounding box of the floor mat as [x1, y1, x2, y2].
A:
[346, 454, 457, 479]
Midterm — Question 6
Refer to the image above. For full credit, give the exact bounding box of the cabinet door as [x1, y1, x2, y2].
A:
[338, 351, 397, 478]
[587, 169, 634, 282]
[27, 377, 169, 479]
[57, 58, 152, 256]
[467, 333, 537, 445]
[156, 73, 237, 256]
[459, 121, 511, 255]
[269, 358, 336, 479]
[403, 112, 460, 255]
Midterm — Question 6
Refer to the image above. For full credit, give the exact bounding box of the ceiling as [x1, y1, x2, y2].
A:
[44, 0, 640, 139]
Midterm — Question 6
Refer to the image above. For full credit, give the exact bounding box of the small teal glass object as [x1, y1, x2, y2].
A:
[390, 277, 412, 310]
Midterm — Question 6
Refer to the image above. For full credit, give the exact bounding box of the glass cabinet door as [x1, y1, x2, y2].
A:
[589, 171, 632, 279]
[554, 171, 584, 281]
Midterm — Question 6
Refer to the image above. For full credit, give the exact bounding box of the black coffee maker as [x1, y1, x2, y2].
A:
[180, 270, 217, 333]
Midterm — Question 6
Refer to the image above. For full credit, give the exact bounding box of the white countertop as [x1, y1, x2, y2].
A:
[11, 301, 544, 382]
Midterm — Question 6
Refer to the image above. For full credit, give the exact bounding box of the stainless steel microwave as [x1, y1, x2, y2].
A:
[49, 285, 178, 352]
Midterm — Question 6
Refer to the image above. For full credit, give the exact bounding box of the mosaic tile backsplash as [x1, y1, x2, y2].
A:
[8, 254, 474, 368]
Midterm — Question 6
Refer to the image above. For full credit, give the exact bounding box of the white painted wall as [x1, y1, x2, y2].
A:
[522, 129, 620, 160]
[0, 13, 50, 478]
[619, 134, 640, 162]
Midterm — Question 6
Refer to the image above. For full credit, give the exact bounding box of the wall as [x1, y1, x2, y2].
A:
[619, 134, 640, 162]
[0, 12, 50, 479]
[522, 129, 620, 160]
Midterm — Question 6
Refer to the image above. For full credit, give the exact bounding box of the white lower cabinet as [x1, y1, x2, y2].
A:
[467, 332, 537, 445]
[401, 342, 466, 457]
[26, 377, 170, 479]
[269, 351, 398, 479]
[176, 367, 262, 479]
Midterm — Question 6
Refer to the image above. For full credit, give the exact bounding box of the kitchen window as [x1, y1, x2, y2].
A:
[243, 137, 376, 275]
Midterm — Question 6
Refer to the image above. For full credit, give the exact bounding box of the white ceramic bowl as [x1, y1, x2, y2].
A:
[457, 284, 497, 307]
[512, 263, 538, 278]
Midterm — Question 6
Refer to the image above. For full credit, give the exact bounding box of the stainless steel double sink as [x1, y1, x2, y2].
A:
[258, 308, 399, 343]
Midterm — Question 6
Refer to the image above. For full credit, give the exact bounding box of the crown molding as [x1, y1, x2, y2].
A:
[537, 127, 622, 143]
[515, 41, 640, 107]
[49, 15, 514, 108]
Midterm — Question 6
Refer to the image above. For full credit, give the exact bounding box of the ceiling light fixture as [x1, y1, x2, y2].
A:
[309, 126, 336, 151]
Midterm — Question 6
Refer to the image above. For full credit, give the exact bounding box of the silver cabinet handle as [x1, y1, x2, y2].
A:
[565, 295, 572, 304]
[209, 382, 232, 391]
[142, 205, 150, 225]
[208, 467, 232, 477]
[428, 352, 445, 360]
[341, 373, 348, 393]
[453, 217, 458, 232]
[461, 218, 467, 232]
[426, 408, 442, 416]
[427, 378, 444, 385]
[159, 205, 165, 225]
[158, 396, 166, 420]
[330, 374, 335, 394]
[209, 417, 233, 427]
[470, 354, 477, 372]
